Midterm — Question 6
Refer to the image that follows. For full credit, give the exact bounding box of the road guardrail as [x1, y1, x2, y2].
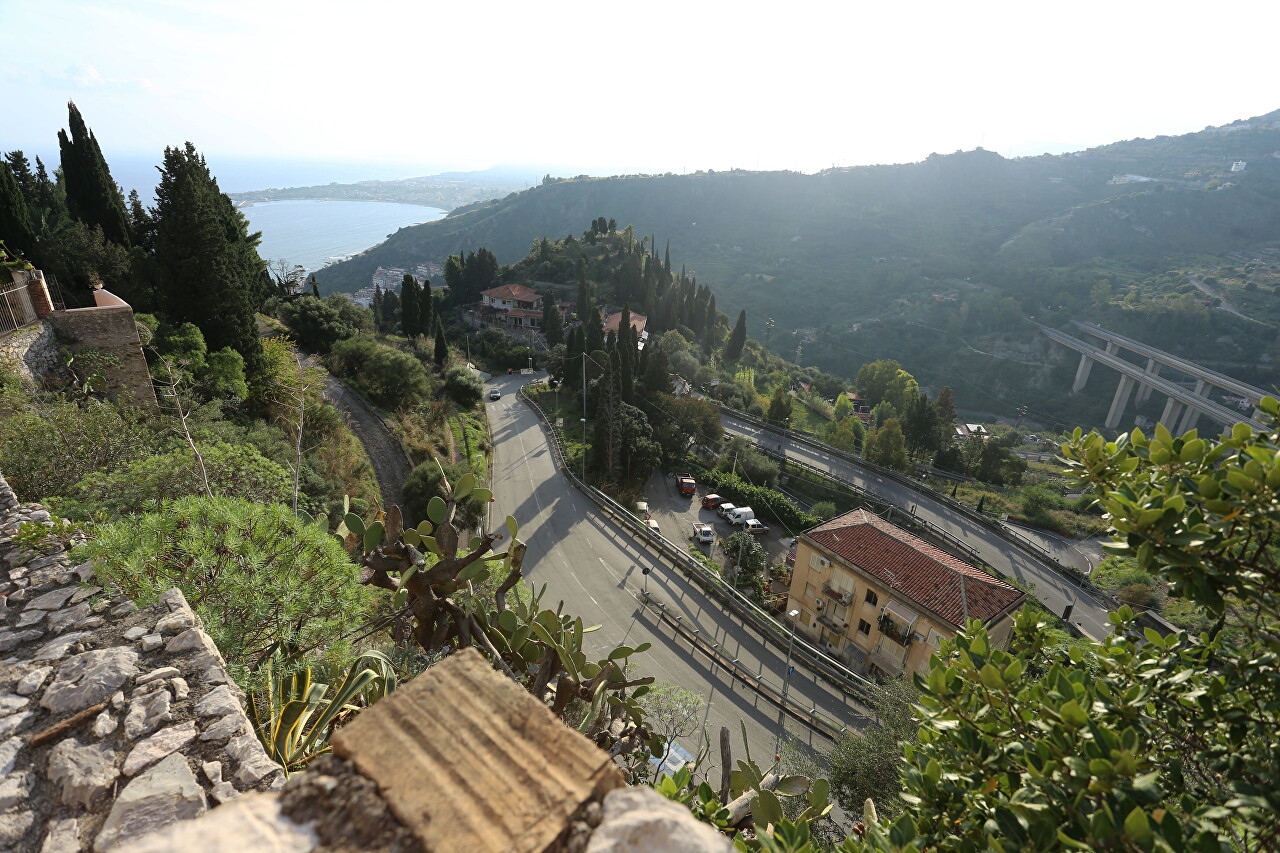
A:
[519, 385, 875, 714]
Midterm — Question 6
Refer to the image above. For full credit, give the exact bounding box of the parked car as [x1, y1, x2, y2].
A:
[645, 519, 661, 534]
[691, 523, 715, 544]
[635, 500, 650, 517]
[488, 388, 502, 401]
[726, 507, 756, 526]
[715, 502, 737, 519]
[701, 494, 725, 509]
[743, 519, 770, 535]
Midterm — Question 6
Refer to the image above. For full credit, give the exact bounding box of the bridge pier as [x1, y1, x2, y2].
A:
[1072, 354, 1094, 393]
[1135, 359, 1159, 403]
[1105, 375, 1136, 430]
[1176, 380, 1210, 434]
[1159, 397, 1183, 430]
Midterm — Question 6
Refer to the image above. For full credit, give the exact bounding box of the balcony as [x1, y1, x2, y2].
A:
[821, 584, 852, 606]
[877, 613, 913, 647]
[869, 638, 907, 676]
[816, 613, 848, 633]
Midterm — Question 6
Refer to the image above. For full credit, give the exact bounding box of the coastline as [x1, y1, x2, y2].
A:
[235, 196, 451, 212]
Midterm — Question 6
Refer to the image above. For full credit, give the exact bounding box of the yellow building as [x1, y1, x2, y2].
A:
[785, 509, 1026, 678]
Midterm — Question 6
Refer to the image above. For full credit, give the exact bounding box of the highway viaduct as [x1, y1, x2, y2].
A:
[1039, 321, 1267, 433]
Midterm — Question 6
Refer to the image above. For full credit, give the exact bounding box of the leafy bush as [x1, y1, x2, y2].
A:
[69, 443, 291, 518]
[442, 365, 483, 408]
[328, 336, 431, 410]
[810, 501, 838, 521]
[0, 395, 169, 500]
[402, 459, 486, 529]
[1116, 582, 1156, 608]
[76, 496, 371, 677]
[693, 465, 819, 533]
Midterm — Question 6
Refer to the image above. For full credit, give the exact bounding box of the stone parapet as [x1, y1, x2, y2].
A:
[47, 291, 156, 408]
[0, 471, 283, 852]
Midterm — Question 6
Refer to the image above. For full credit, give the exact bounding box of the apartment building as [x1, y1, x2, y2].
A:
[786, 509, 1025, 678]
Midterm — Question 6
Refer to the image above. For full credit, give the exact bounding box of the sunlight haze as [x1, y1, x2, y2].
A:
[4, 0, 1278, 181]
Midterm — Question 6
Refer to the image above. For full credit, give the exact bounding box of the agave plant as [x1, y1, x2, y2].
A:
[247, 645, 397, 773]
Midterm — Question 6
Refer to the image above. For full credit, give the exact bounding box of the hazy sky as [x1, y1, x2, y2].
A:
[4, 0, 1278, 180]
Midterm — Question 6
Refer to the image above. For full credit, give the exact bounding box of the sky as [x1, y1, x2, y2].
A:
[4, 0, 1280, 188]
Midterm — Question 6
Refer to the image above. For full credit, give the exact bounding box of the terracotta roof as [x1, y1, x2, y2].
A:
[804, 509, 1024, 628]
[603, 311, 647, 335]
[482, 283, 540, 302]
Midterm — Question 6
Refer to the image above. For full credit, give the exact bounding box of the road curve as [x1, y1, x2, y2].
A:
[485, 374, 867, 768]
[720, 412, 1115, 641]
[322, 377, 413, 512]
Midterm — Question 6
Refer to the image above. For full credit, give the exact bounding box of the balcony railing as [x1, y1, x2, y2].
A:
[878, 613, 913, 647]
[821, 584, 852, 606]
[816, 613, 848, 633]
[0, 282, 38, 336]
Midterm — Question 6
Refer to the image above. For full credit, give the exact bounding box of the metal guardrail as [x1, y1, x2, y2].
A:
[718, 406, 1119, 608]
[638, 591, 846, 740]
[518, 385, 876, 714]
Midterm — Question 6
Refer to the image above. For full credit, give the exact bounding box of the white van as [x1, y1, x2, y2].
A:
[727, 507, 756, 526]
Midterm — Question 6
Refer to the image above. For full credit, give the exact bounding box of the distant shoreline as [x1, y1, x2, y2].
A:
[234, 196, 451, 212]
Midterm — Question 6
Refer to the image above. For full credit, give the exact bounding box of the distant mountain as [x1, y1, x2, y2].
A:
[314, 112, 1280, 425]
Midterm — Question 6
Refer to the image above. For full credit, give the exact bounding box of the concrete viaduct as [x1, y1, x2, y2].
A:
[1038, 321, 1267, 433]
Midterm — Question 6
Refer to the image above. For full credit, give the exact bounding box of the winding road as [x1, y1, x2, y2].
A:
[322, 376, 413, 512]
[485, 373, 867, 768]
[719, 412, 1115, 640]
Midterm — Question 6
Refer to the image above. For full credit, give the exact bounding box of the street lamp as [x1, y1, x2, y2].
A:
[580, 418, 587, 480]
[775, 609, 801, 756]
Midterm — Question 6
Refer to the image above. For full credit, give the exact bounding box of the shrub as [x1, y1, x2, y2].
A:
[1117, 582, 1157, 609]
[810, 501, 839, 521]
[0, 396, 169, 500]
[76, 496, 371, 677]
[402, 459, 486, 529]
[69, 443, 292, 518]
[442, 365, 483, 408]
[329, 336, 431, 410]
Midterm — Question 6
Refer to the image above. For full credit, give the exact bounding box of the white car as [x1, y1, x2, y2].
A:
[645, 519, 661, 534]
[488, 389, 502, 401]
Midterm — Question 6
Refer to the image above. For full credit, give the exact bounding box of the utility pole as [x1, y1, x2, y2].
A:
[775, 609, 801, 756]
[1015, 405, 1029, 430]
[764, 317, 775, 349]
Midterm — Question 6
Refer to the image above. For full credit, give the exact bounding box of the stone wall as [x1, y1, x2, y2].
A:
[0, 472, 283, 852]
[0, 320, 60, 390]
[47, 292, 156, 408]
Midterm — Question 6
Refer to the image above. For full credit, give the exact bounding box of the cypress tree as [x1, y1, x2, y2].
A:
[57, 102, 130, 247]
[0, 162, 38, 260]
[433, 320, 448, 367]
[3, 152, 35, 206]
[724, 310, 747, 360]
[381, 289, 400, 332]
[32, 157, 59, 218]
[401, 274, 419, 337]
[542, 291, 564, 346]
[420, 278, 433, 334]
[372, 285, 383, 331]
[152, 142, 264, 382]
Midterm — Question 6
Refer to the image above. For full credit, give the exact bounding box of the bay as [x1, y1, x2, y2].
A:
[241, 199, 446, 274]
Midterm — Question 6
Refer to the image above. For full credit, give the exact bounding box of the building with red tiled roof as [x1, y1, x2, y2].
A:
[480, 284, 541, 310]
[785, 509, 1025, 677]
[602, 310, 647, 337]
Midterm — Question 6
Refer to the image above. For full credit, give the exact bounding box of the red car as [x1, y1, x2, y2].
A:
[702, 493, 725, 509]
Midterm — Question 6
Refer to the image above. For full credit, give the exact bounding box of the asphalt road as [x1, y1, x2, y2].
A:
[485, 374, 868, 772]
[720, 413, 1115, 641]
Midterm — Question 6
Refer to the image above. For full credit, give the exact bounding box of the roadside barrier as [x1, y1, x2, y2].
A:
[717, 406, 1119, 608]
[518, 385, 876, 712]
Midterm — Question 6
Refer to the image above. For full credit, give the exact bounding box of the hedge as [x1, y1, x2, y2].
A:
[691, 465, 820, 533]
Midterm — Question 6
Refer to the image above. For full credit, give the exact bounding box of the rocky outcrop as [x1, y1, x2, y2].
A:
[0, 472, 283, 852]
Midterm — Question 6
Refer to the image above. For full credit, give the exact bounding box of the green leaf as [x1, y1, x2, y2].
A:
[505, 515, 518, 539]
[753, 789, 784, 828]
[497, 609, 519, 634]
[344, 513, 366, 537]
[402, 528, 421, 548]
[427, 496, 447, 524]
[775, 775, 809, 796]
[363, 521, 385, 554]
[453, 473, 476, 501]
[1059, 699, 1088, 728]
[1123, 807, 1153, 843]
[472, 488, 492, 504]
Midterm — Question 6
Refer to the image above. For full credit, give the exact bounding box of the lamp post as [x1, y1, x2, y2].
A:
[580, 418, 587, 480]
[775, 608, 801, 756]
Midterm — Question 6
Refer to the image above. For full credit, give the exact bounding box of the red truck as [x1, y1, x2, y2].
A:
[674, 474, 697, 496]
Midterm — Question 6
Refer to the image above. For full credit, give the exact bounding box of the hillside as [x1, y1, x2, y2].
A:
[315, 111, 1280, 426]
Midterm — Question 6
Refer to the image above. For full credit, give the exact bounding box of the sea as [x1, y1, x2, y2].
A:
[240, 199, 447, 275]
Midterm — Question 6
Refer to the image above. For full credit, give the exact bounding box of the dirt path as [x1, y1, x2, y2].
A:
[323, 377, 413, 512]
